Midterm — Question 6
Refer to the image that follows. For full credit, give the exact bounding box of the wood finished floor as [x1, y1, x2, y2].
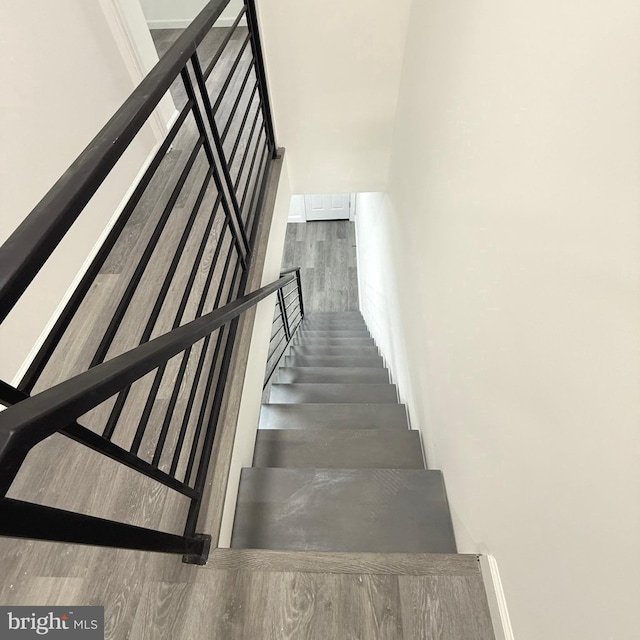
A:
[281, 221, 359, 313]
[0, 546, 494, 639]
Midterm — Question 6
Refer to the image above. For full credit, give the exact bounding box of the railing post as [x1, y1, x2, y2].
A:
[0, 498, 211, 565]
[244, 0, 278, 157]
[181, 61, 251, 263]
[277, 288, 291, 341]
[295, 268, 305, 319]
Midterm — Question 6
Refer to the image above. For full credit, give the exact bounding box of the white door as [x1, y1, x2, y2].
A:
[304, 194, 351, 221]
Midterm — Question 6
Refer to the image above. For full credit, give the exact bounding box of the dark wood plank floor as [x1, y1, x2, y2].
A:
[281, 221, 359, 313]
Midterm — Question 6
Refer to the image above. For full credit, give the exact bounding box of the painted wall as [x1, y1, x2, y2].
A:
[0, 1, 158, 382]
[139, 0, 244, 29]
[356, 2, 640, 639]
[256, 0, 412, 194]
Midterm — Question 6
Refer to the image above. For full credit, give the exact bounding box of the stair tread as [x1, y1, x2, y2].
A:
[259, 403, 408, 430]
[231, 468, 456, 553]
[253, 429, 424, 469]
[275, 367, 389, 384]
[270, 383, 398, 404]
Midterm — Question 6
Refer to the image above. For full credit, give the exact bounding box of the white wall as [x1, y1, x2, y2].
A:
[139, 0, 244, 29]
[104, 0, 177, 130]
[356, 2, 640, 639]
[257, 0, 412, 194]
[0, 1, 158, 382]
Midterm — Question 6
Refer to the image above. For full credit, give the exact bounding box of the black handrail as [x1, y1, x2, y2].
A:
[0, 1, 224, 323]
[264, 268, 304, 387]
[0, 0, 279, 564]
[0, 273, 294, 562]
[0, 0, 275, 325]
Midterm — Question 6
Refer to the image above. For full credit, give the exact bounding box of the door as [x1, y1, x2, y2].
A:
[304, 194, 351, 221]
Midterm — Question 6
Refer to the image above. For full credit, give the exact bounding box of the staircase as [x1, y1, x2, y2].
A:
[231, 311, 457, 553]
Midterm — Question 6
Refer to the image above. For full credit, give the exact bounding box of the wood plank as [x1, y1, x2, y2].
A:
[206, 549, 480, 576]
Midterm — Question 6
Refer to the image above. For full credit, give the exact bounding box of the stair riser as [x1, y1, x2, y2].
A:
[293, 338, 375, 347]
[269, 383, 398, 404]
[284, 356, 384, 368]
[253, 430, 424, 469]
[297, 330, 371, 337]
[259, 403, 409, 430]
[291, 346, 379, 357]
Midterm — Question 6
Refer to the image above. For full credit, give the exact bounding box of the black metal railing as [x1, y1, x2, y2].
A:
[0, 0, 279, 564]
[264, 268, 304, 387]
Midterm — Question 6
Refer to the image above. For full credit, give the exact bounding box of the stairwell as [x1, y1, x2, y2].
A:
[231, 311, 457, 553]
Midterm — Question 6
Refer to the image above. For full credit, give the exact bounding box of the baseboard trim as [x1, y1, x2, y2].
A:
[479, 555, 516, 640]
[147, 16, 247, 30]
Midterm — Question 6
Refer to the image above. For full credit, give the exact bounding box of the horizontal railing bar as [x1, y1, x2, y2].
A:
[0, 382, 195, 496]
[0, 498, 207, 557]
[91, 136, 206, 372]
[239, 131, 266, 218]
[229, 91, 260, 168]
[233, 116, 263, 194]
[0, 0, 233, 323]
[221, 63, 255, 142]
[169, 246, 237, 477]
[18, 103, 194, 393]
[152, 221, 233, 469]
[212, 33, 251, 114]
[181, 62, 250, 267]
[270, 331, 288, 356]
[184, 262, 247, 534]
[61, 422, 197, 498]
[190, 53, 251, 258]
[247, 141, 274, 251]
[269, 326, 285, 344]
[288, 311, 302, 328]
[124, 170, 215, 452]
[244, 138, 270, 236]
[245, 0, 277, 155]
[202, 7, 247, 80]
[0, 273, 296, 496]
[227, 84, 258, 162]
[283, 288, 298, 300]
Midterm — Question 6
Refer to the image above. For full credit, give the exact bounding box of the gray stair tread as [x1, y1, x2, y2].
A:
[285, 355, 384, 368]
[253, 429, 424, 469]
[270, 383, 398, 404]
[231, 468, 456, 553]
[291, 345, 379, 357]
[275, 367, 389, 384]
[259, 403, 409, 430]
[293, 337, 375, 347]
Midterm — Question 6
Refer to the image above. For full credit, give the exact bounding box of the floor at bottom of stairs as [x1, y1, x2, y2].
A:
[0, 541, 495, 639]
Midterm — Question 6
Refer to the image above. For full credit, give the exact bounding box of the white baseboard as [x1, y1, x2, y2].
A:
[479, 555, 516, 640]
[11, 141, 164, 388]
[147, 16, 247, 30]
